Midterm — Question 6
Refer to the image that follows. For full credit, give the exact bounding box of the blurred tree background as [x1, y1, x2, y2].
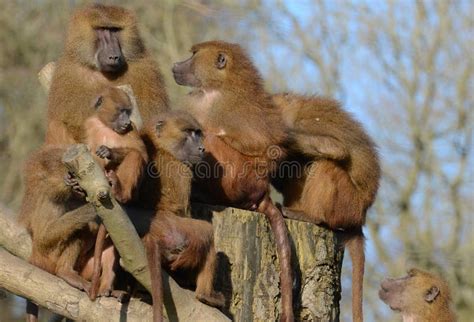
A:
[0, 0, 472, 321]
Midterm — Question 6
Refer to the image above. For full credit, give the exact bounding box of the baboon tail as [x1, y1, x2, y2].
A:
[345, 227, 365, 322]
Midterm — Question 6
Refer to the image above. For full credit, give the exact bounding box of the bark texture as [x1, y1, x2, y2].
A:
[193, 204, 343, 322]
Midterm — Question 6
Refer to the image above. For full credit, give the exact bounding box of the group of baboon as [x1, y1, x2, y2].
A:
[16, 4, 456, 322]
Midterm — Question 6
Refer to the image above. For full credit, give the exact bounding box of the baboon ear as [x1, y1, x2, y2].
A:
[424, 286, 440, 303]
[155, 120, 165, 136]
[93, 95, 103, 109]
[216, 52, 227, 69]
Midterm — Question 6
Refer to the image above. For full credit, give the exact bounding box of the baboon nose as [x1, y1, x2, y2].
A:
[109, 56, 120, 63]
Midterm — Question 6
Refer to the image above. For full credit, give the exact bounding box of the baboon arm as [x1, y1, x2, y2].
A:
[45, 119, 76, 145]
[292, 132, 348, 160]
[39, 205, 96, 249]
[113, 150, 146, 203]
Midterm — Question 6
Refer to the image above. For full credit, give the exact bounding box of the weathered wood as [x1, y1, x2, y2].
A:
[0, 203, 31, 259]
[37, 61, 56, 91]
[0, 248, 154, 322]
[193, 205, 343, 322]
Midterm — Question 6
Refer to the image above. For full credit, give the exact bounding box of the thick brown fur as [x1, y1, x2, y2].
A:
[172, 41, 293, 321]
[379, 268, 456, 322]
[18, 147, 98, 321]
[137, 112, 224, 316]
[84, 86, 148, 300]
[46, 4, 168, 145]
[271, 93, 381, 322]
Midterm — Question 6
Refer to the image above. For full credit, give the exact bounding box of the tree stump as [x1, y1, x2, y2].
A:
[193, 205, 343, 322]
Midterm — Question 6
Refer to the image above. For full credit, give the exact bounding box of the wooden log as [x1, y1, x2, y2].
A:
[193, 204, 343, 321]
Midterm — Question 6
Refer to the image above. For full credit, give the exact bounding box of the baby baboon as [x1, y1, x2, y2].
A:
[173, 41, 293, 321]
[379, 268, 456, 321]
[271, 93, 381, 322]
[83, 86, 147, 300]
[46, 4, 168, 145]
[84, 86, 148, 204]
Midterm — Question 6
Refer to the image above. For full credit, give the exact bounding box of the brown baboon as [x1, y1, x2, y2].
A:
[379, 268, 456, 321]
[18, 147, 98, 322]
[172, 41, 293, 321]
[139, 112, 224, 319]
[46, 4, 168, 145]
[271, 93, 381, 322]
[83, 86, 148, 300]
[85, 86, 148, 204]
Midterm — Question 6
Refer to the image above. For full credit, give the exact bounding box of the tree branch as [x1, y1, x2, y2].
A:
[0, 247, 154, 321]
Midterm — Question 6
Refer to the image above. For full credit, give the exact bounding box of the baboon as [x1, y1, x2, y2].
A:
[46, 4, 168, 145]
[85, 86, 148, 204]
[138, 112, 224, 320]
[83, 86, 148, 300]
[379, 268, 456, 321]
[271, 93, 381, 322]
[173, 41, 293, 321]
[18, 147, 98, 322]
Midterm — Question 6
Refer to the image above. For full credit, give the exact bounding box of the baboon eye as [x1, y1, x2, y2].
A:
[216, 53, 227, 69]
[94, 96, 103, 109]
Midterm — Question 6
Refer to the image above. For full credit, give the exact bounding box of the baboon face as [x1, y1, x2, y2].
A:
[172, 41, 263, 92]
[94, 27, 125, 72]
[172, 43, 230, 89]
[67, 5, 146, 72]
[153, 114, 205, 165]
[379, 268, 445, 313]
[94, 88, 133, 134]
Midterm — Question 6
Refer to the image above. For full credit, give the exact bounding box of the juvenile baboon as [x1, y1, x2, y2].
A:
[85, 86, 148, 204]
[379, 268, 456, 321]
[83, 86, 148, 300]
[46, 4, 168, 145]
[138, 112, 224, 320]
[173, 41, 293, 321]
[271, 93, 381, 322]
[18, 147, 98, 322]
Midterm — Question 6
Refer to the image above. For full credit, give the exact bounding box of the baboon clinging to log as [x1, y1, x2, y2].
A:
[18, 147, 98, 322]
[46, 4, 168, 145]
[85, 87, 148, 204]
[82, 86, 148, 301]
[173, 40, 294, 321]
[379, 268, 456, 322]
[271, 93, 381, 322]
